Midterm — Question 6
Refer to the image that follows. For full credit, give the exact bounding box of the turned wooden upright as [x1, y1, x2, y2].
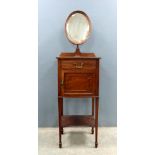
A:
[57, 52, 100, 148]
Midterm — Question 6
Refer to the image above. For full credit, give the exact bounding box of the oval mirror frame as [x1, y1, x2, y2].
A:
[65, 10, 92, 55]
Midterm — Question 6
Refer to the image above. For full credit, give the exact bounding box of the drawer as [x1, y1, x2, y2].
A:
[61, 60, 96, 70]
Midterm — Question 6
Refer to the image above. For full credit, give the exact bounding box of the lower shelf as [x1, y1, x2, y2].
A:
[61, 115, 95, 127]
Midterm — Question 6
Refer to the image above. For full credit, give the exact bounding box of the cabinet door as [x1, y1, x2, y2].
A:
[61, 71, 96, 97]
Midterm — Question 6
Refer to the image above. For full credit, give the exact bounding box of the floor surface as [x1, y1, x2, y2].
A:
[38, 127, 117, 155]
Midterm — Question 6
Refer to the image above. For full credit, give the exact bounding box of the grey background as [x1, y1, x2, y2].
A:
[38, 0, 117, 127]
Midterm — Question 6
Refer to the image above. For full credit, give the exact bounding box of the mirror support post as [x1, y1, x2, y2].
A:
[74, 44, 81, 56]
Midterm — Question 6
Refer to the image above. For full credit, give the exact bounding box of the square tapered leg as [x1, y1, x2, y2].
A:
[95, 97, 99, 148]
[58, 98, 62, 148]
[91, 97, 95, 134]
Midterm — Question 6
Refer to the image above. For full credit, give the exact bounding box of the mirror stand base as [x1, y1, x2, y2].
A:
[74, 45, 81, 56]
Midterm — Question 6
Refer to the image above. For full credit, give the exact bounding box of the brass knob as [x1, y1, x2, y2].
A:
[61, 80, 64, 86]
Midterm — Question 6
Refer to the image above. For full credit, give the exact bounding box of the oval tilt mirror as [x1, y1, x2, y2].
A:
[65, 10, 92, 56]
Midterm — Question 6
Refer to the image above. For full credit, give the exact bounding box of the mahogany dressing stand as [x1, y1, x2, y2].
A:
[57, 52, 100, 148]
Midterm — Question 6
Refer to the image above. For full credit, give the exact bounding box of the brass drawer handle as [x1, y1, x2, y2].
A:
[73, 62, 84, 68]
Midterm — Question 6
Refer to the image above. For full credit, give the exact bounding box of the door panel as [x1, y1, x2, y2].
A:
[61, 72, 96, 96]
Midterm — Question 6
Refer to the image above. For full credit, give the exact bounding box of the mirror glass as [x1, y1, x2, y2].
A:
[65, 11, 91, 45]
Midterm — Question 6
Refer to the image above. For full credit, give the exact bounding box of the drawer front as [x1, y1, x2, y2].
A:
[61, 60, 96, 70]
